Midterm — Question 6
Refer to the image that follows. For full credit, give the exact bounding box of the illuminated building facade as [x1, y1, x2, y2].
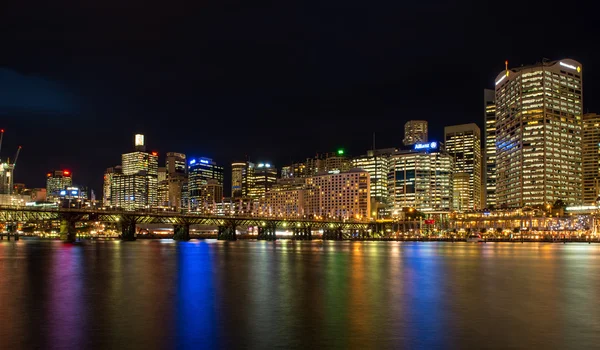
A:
[46, 170, 73, 199]
[264, 188, 306, 217]
[157, 167, 169, 207]
[103, 166, 122, 206]
[188, 157, 224, 210]
[165, 152, 186, 210]
[388, 144, 454, 211]
[249, 162, 277, 199]
[445, 123, 482, 210]
[495, 59, 583, 207]
[403, 120, 428, 146]
[305, 169, 370, 219]
[231, 162, 245, 198]
[582, 113, 600, 204]
[280, 162, 307, 178]
[111, 174, 149, 210]
[352, 149, 396, 203]
[0, 163, 14, 195]
[484, 89, 497, 208]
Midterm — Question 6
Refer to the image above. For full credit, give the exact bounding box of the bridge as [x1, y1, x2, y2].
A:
[0, 206, 377, 242]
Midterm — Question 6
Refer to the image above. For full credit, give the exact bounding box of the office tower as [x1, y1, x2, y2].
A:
[188, 157, 224, 210]
[0, 163, 14, 195]
[110, 134, 159, 210]
[484, 89, 497, 208]
[157, 167, 169, 207]
[388, 144, 454, 211]
[445, 123, 482, 210]
[305, 169, 371, 219]
[111, 173, 149, 210]
[166, 152, 186, 176]
[403, 120, 428, 146]
[280, 162, 307, 178]
[46, 170, 73, 199]
[582, 113, 600, 204]
[231, 162, 245, 198]
[165, 152, 186, 210]
[352, 148, 397, 204]
[121, 136, 158, 207]
[305, 151, 351, 176]
[103, 166, 122, 206]
[495, 59, 583, 207]
[249, 162, 277, 199]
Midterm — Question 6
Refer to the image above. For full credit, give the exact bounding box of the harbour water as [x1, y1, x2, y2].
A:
[1, 239, 599, 349]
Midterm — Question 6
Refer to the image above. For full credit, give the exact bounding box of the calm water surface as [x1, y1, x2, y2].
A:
[1, 239, 599, 349]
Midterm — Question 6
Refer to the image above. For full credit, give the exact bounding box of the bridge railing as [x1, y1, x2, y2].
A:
[0, 205, 373, 224]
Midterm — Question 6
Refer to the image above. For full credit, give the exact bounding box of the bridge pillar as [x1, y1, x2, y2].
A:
[60, 217, 77, 243]
[292, 226, 312, 240]
[218, 221, 237, 241]
[173, 223, 190, 241]
[120, 216, 137, 241]
[323, 227, 342, 240]
[258, 223, 276, 241]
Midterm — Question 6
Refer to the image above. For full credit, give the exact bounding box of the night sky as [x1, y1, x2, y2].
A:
[1, 1, 598, 196]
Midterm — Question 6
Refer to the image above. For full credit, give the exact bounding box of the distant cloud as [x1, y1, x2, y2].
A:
[0, 68, 79, 116]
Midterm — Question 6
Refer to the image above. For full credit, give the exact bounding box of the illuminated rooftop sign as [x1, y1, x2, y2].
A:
[135, 134, 144, 146]
[559, 61, 578, 71]
[414, 142, 438, 150]
[337, 149, 344, 155]
[200, 159, 209, 164]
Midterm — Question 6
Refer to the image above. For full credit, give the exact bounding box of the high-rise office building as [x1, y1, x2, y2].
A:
[157, 167, 169, 207]
[483, 89, 497, 208]
[103, 166, 122, 206]
[388, 144, 454, 211]
[582, 113, 600, 204]
[0, 163, 14, 195]
[165, 152, 186, 210]
[166, 152, 186, 176]
[305, 151, 351, 176]
[403, 120, 428, 146]
[231, 162, 245, 198]
[445, 123, 482, 210]
[46, 170, 73, 199]
[111, 134, 159, 210]
[495, 59, 583, 207]
[352, 148, 397, 203]
[249, 162, 277, 199]
[188, 157, 224, 210]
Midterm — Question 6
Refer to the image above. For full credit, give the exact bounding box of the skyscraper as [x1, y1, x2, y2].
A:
[582, 113, 600, 204]
[249, 162, 277, 199]
[188, 157, 224, 210]
[46, 170, 73, 199]
[165, 152, 186, 210]
[111, 134, 159, 210]
[403, 120, 428, 146]
[103, 166, 122, 206]
[352, 148, 397, 204]
[231, 162, 245, 198]
[495, 59, 583, 207]
[445, 123, 482, 210]
[483, 89, 497, 208]
[388, 143, 454, 211]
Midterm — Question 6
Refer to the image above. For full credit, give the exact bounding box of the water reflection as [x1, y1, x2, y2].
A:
[0, 240, 599, 349]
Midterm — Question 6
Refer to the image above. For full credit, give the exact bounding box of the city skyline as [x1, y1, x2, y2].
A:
[2, 2, 599, 197]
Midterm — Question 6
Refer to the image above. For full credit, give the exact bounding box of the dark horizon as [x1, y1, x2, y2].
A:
[2, 1, 599, 195]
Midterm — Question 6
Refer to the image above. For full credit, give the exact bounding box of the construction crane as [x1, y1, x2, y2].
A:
[13, 146, 22, 167]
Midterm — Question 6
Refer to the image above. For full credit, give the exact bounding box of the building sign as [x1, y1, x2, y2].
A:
[414, 142, 438, 150]
[135, 134, 144, 146]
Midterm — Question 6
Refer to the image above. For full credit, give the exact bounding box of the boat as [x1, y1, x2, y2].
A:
[466, 234, 483, 242]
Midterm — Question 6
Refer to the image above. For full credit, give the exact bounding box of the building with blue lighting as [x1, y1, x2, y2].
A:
[188, 157, 224, 211]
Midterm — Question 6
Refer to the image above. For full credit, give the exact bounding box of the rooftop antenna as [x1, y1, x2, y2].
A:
[0, 129, 4, 161]
[372, 132, 376, 151]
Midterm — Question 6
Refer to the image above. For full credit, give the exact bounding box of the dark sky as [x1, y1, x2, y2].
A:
[1, 1, 598, 196]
